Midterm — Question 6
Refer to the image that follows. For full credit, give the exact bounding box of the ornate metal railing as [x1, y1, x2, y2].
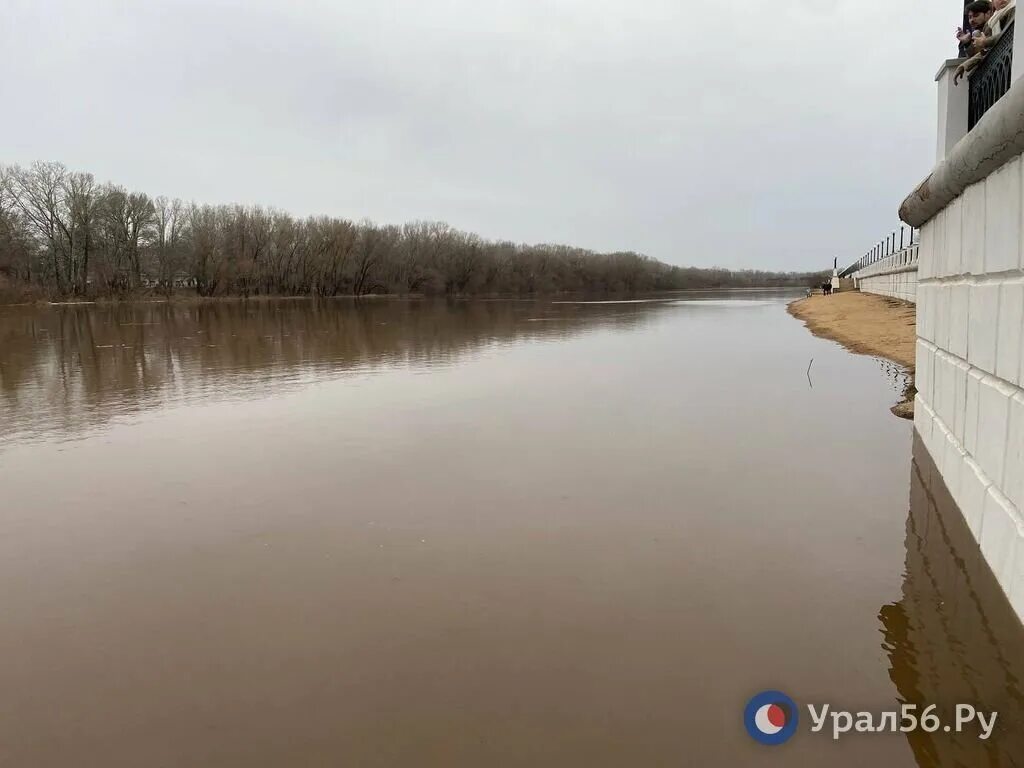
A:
[968, 21, 1015, 129]
[839, 226, 918, 278]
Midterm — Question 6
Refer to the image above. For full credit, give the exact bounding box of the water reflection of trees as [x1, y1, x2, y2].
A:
[879, 433, 1024, 766]
[0, 298, 660, 445]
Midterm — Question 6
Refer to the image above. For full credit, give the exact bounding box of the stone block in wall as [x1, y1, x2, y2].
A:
[940, 357, 953, 425]
[963, 181, 987, 276]
[996, 280, 1024, 387]
[945, 195, 964, 277]
[917, 340, 934, 404]
[979, 487, 1023, 595]
[935, 284, 952, 351]
[965, 368, 985, 456]
[1006, 392, 1024, 513]
[969, 283, 1001, 373]
[934, 208, 948, 279]
[953, 359, 971, 443]
[943, 430, 966, 500]
[918, 283, 934, 343]
[915, 393, 934, 446]
[976, 376, 1014, 487]
[984, 157, 1022, 274]
[940, 352, 962, 431]
[934, 351, 954, 428]
[919, 219, 935, 279]
[931, 282, 942, 338]
[960, 456, 992, 536]
[930, 414, 952, 476]
[949, 283, 971, 359]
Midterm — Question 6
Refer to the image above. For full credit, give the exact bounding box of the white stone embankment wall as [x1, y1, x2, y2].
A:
[852, 245, 919, 303]
[900, 80, 1024, 621]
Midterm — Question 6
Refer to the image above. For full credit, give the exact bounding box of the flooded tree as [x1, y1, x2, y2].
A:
[0, 161, 827, 300]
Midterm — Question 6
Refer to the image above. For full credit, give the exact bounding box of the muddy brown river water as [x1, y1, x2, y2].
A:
[0, 292, 1021, 766]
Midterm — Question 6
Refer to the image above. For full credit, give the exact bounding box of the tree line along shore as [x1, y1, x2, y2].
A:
[0, 162, 827, 303]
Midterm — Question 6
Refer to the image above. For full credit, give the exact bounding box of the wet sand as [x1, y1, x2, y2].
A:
[789, 292, 917, 416]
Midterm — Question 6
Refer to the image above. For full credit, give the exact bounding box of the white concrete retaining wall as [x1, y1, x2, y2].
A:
[852, 244, 919, 303]
[901, 81, 1024, 623]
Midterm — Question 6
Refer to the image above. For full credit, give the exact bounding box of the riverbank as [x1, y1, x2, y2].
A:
[788, 291, 917, 418]
[0, 286, 810, 308]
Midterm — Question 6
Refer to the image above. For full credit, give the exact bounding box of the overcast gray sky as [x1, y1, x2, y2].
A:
[2, 0, 954, 271]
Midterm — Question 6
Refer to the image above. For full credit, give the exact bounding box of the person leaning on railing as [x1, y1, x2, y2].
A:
[955, 0, 1016, 84]
[956, 0, 994, 56]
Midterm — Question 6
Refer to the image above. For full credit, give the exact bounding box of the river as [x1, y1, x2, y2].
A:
[0, 292, 1020, 766]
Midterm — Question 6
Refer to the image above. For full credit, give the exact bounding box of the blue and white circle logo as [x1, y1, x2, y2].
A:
[744, 690, 799, 745]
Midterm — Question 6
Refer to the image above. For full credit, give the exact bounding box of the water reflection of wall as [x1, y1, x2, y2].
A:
[880, 432, 1024, 767]
[0, 298, 662, 446]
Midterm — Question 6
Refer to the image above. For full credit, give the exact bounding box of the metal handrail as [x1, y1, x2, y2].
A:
[969, 21, 1015, 129]
[839, 226, 919, 277]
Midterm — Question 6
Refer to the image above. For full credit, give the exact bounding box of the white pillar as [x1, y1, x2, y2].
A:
[936, 59, 970, 161]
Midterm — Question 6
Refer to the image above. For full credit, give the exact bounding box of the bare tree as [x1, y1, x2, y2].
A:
[0, 166, 35, 285]
[9, 162, 71, 293]
[153, 196, 184, 295]
[351, 222, 395, 296]
[0, 161, 830, 300]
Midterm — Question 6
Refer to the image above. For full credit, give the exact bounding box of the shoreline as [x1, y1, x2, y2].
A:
[0, 285, 809, 309]
[788, 291, 917, 419]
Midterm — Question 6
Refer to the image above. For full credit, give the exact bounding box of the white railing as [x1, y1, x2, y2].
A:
[851, 244, 919, 281]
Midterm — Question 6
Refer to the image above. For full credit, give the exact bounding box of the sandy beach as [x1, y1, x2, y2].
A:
[789, 291, 917, 417]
